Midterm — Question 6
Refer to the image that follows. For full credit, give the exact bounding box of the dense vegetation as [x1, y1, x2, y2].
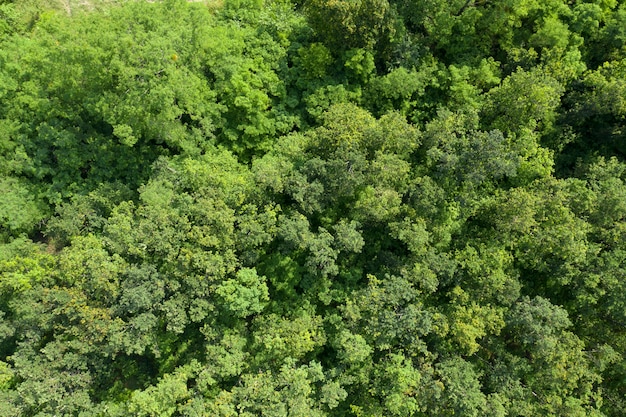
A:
[1, 0, 626, 415]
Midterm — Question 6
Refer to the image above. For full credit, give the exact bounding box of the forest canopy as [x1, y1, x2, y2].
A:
[1, 0, 626, 415]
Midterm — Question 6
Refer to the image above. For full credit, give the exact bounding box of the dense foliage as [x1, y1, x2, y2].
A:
[1, 0, 626, 415]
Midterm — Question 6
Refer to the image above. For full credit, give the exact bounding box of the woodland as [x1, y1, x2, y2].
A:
[1, 0, 626, 415]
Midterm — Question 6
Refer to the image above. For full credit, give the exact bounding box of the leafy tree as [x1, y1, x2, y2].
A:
[303, 0, 399, 66]
[483, 67, 565, 135]
[0, 178, 45, 241]
[216, 268, 270, 318]
[560, 59, 626, 165]
[490, 296, 604, 415]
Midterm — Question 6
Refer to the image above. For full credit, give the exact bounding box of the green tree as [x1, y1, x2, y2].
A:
[303, 0, 399, 64]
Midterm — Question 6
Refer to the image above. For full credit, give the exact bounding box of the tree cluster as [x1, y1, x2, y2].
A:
[1, 0, 626, 415]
